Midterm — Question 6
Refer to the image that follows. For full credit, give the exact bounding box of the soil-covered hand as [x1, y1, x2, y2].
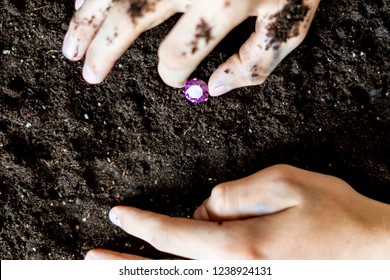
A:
[85, 165, 390, 260]
[63, 0, 320, 96]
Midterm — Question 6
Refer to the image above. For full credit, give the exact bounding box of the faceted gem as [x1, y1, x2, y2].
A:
[183, 78, 209, 103]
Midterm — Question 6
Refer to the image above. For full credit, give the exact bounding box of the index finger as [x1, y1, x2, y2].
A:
[63, 0, 113, 61]
[109, 206, 239, 259]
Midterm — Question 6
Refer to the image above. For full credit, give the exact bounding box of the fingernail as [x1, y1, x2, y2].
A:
[62, 34, 79, 59]
[75, 0, 85, 10]
[210, 85, 231, 97]
[82, 64, 100, 84]
[84, 250, 99, 260]
[109, 208, 121, 227]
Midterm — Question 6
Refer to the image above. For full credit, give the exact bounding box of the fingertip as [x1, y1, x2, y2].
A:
[157, 61, 187, 88]
[193, 207, 205, 220]
[82, 63, 104, 84]
[62, 33, 81, 61]
[208, 53, 269, 97]
[109, 207, 122, 227]
[85, 249, 105, 260]
[193, 200, 210, 221]
[208, 70, 233, 97]
[85, 248, 144, 260]
[208, 54, 243, 96]
[209, 85, 232, 97]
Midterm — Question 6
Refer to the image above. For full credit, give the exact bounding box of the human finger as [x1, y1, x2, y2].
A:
[193, 165, 303, 221]
[208, 0, 320, 96]
[82, 0, 182, 84]
[109, 206, 239, 259]
[85, 248, 150, 260]
[158, 0, 255, 88]
[63, 0, 113, 61]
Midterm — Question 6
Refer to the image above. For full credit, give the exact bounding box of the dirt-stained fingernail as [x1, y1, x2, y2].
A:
[109, 208, 122, 227]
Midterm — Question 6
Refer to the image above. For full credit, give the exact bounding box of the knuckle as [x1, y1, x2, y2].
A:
[227, 236, 268, 259]
[234, 245, 264, 259]
[234, 233, 281, 259]
[210, 228, 263, 259]
[209, 183, 232, 214]
[263, 164, 298, 187]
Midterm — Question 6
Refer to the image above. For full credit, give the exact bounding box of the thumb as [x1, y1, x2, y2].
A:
[208, 0, 319, 96]
[194, 165, 302, 221]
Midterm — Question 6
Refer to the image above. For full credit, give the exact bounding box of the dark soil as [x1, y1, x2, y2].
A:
[1, 0, 389, 259]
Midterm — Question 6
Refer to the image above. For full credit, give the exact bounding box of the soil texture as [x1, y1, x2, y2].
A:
[0, 0, 389, 259]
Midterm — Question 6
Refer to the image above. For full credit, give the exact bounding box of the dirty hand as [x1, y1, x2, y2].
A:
[63, 0, 320, 96]
[85, 165, 390, 260]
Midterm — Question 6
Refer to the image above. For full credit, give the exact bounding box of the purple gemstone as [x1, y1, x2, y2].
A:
[184, 78, 209, 103]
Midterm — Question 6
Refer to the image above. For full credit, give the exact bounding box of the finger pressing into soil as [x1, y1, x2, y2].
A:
[85, 248, 150, 260]
[208, 0, 320, 96]
[63, 0, 113, 61]
[109, 206, 237, 259]
[158, 0, 254, 88]
[82, 0, 179, 84]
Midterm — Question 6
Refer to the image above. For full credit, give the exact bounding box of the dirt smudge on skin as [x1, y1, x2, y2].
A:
[114, 0, 160, 24]
[71, 16, 94, 31]
[106, 28, 119, 46]
[191, 18, 213, 54]
[73, 45, 79, 58]
[251, 65, 261, 79]
[72, 6, 111, 31]
[88, 15, 96, 25]
[265, 0, 309, 51]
